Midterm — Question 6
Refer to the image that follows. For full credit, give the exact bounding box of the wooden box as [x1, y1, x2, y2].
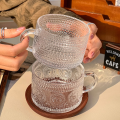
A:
[61, 0, 120, 53]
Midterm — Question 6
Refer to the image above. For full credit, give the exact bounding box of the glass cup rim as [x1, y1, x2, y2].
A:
[36, 14, 90, 38]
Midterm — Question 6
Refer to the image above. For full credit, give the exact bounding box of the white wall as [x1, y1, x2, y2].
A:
[49, 0, 61, 6]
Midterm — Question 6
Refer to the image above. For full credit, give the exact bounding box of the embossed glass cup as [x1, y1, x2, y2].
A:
[31, 61, 97, 113]
[20, 14, 97, 113]
[20, 14, 90, 69]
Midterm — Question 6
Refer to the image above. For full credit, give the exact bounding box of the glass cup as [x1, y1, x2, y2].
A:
[20, 14, 90, 69]
[31, 61, 97, 113]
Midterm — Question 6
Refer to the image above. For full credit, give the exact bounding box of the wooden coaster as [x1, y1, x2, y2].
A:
[25, 84, 88, 119]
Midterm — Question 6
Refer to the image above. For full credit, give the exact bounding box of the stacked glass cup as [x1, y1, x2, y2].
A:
[20, 14, 98, 113]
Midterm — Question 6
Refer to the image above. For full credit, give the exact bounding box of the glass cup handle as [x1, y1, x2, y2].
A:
[20, 29, 36, 52]
[83, 71, 98, 93]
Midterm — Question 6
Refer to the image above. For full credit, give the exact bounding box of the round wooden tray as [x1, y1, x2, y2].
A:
[25, 84, 88, 119]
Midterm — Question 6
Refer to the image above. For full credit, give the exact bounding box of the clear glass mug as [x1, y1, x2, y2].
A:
[31, 61, 98, 113]
[20, 14, 90, 69]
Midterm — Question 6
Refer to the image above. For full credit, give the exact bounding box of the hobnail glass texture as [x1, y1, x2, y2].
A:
[33, 14, 90, 69]
[31, 61, 84, 113]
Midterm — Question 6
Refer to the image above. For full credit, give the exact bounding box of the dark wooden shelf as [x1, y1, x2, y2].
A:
[0, 70, 9, 104]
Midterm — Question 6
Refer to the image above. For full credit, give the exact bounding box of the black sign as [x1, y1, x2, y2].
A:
[104, 44, 120, 71]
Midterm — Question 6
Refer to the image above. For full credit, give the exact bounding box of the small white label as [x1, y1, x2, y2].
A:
[115, 0, 120, 6]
